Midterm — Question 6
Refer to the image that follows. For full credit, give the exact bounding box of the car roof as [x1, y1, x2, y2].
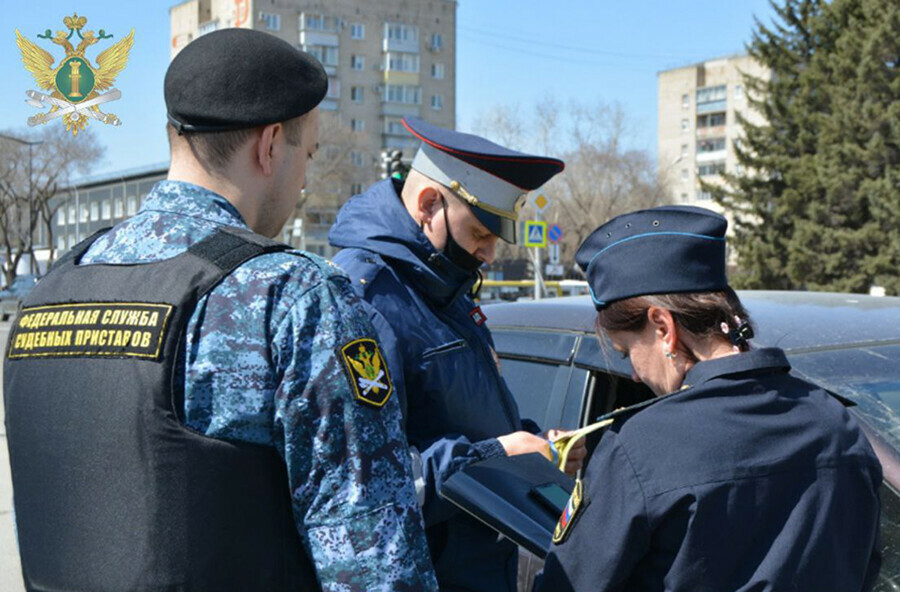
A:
[484, 291, 900, 353]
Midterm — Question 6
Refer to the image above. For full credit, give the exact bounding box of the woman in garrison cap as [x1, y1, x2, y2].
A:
[534, 205, 882, 592]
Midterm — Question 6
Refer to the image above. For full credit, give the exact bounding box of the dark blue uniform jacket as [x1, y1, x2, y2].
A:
[535, 348, 883, 592]
[329, 179, 532, 592]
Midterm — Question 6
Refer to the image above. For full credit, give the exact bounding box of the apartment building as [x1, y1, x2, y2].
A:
[170, 0, 457, 256]
[658, 54, 770, 213]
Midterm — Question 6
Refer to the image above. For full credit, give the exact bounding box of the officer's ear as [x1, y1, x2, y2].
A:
[255, 122, 283, 177]
[416, 185, 442, 224]
[647, 306, 679, 355]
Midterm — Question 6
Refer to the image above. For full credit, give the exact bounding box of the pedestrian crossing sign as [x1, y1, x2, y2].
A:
[523, 221, 547, 248]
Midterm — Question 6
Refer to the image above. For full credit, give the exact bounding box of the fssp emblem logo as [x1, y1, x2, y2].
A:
[339, 338, 394, 408]
[15, 14, 133, 135]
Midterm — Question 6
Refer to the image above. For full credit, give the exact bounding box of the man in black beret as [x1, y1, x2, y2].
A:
[4, 28, 437, 592]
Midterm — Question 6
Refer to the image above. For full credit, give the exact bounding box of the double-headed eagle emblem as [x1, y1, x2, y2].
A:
[16, 14, 133, 136]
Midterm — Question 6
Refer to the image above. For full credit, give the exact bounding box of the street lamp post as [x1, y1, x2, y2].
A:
[0, 133, 44, 274]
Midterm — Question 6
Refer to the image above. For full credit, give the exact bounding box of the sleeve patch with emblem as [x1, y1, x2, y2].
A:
[552, 478, 587, 545]
[339, 337, 394, 408]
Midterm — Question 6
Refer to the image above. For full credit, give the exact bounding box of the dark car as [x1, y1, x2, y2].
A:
[474, 291, 900, 591]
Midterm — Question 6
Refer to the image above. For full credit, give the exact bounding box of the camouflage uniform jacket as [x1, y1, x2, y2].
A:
[80, 180, 438, 592]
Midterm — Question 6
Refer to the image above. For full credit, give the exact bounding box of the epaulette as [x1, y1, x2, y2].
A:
[593, 387, 688, 424]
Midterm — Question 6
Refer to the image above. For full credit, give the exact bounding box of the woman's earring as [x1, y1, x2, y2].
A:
[665, 349, 676, 360]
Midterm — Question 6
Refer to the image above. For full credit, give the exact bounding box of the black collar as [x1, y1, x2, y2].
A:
[594, 348, 792, 424]
[682, 347, 791, 390]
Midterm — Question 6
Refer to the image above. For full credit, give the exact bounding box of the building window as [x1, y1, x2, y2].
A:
[696, 85, 727, 104]
[696, 84, 727, 115]
[302, 13, 339, 32]
[127, 196, 137, 216]
[432, 63, 445, 79]
[351, 86, 364, 103]
[680, 193, 688, 202]
[326, 77, 340, 99]
[79, 203, 89, 223]
[351, 55, 365, 71]
[384, 117, 405, 134]
[430, 33, 443, 50]
[385, 52, 419, 72]
[680, 144, 688, 157]
[681, 168, 689, 180]
[114, 197, 124, 218]
[350, 151, 364, 167]
[57, 209, 65, 226]
[682, 93, 689, 108]
[431, 94, 443, 110]
[259, 12, 280, 31]
[198, 20, 219, 36]
[57, 235, 65, 252]
[304, 45, 339, 67]
[681, 119, 689, 132]
[90, 201, 99, 221]
[734, 84, 744, 100]
[351, 182, 363, 195]
[385, 85, 422, 104]
[696, 190, 713, 201]
[385, 23, 418, 43]
[68, 205, 76, 224]
[697, 138, 726, 153]
[350, 23, 365, 39]
[697, 112, 726, 128]
[102, 199, 111, 220]
[67, 233, 75, 249]
[351, 119, 365, 132]
[698, 161, 726, 177]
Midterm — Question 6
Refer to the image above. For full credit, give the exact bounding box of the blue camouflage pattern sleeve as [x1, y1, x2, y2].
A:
[271, 264, 437, 592]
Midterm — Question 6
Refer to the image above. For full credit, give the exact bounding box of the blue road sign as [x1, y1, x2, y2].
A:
[548, 224, 563, 244]
[523, 221, 547, 248]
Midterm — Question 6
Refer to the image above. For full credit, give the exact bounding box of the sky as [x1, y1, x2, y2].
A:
[1, 1, 778, 178]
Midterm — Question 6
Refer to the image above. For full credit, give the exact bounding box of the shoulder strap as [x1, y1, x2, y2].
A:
[187, 226, 290, 273]
[51, 227, 113, 271]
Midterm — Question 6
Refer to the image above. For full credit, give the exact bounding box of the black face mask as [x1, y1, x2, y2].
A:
[441, 197, 483, 273]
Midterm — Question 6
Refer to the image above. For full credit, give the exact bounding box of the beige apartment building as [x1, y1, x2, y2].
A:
[658, 54, 770, 214]
[170, 0, 456, 256]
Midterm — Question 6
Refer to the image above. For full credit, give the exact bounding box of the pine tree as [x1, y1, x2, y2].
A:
[807, 0, 900, 293]
[711, 0, 900, 293]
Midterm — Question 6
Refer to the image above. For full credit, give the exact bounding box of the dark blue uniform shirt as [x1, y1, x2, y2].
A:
[330, 179, 535, 592]
[535, 348, 882, 592]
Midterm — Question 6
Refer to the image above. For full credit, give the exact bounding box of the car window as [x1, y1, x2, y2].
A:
[874, 483, 900, 591]
[560, 367, 589, 429]
[789, 345, 900, 452]
[491, 329, 577, 364]
[500, 357, 572, 428]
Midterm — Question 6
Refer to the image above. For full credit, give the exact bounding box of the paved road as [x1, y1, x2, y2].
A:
[0, 322, 25, 592]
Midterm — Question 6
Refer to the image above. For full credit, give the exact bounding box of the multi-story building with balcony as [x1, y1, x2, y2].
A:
[657, 54, 770, 214]
[170, 0, 457, 256]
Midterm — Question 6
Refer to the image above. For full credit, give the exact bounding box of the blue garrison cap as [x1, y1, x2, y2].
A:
[576, 206, 728, 310]
[403, 117, 565, 243]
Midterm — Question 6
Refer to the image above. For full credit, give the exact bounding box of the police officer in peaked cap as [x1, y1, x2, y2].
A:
[533, 205, 882, 591]
[329, 117, 587, 592]
[4, 28, 437, 592]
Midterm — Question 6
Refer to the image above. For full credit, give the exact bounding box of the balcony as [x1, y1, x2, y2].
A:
[384, 71, 419, 85]
[696, 125, 726, 139]
[381, 103, 420, 118]
[300, 31, 338, 47]
[697, 100, 727, 115]
[696, 150, 728, 163]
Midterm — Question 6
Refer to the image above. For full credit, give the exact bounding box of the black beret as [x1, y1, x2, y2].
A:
[165, 28, 327, 133]
[575, 205, 729, 310]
